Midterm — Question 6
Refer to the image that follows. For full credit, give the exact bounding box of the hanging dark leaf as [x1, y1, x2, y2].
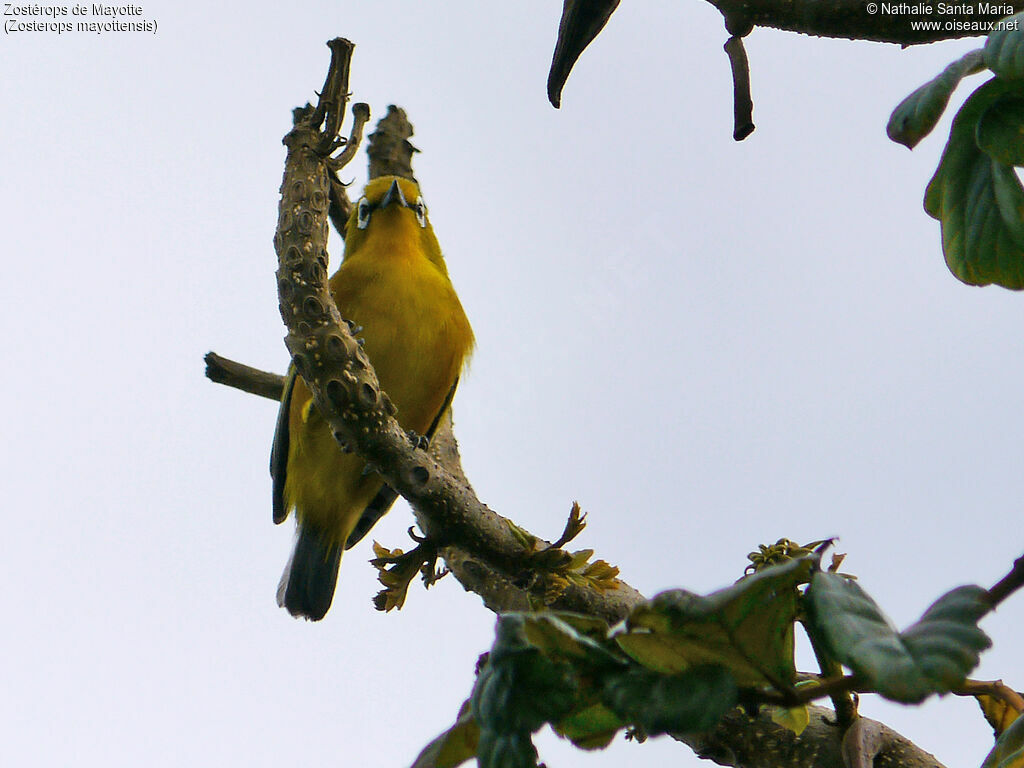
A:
[887, 49, 985, 149]
[547, 0, 621, 107]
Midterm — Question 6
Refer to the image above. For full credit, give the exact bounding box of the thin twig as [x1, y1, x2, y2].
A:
[204, 352, 285, 401]
[724, 35, 754, 141]
[987, 554, 1024, 608]
[953, 679, 1024, 713]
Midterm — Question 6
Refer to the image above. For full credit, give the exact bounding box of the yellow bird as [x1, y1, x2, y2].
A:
[270, 175, 474, 620]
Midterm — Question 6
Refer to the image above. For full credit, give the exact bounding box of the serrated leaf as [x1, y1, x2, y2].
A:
[985, 14, 1024, 80]
[410, 700, 479, 768]
[616, 556, 814, 688]
[601, 664, 738, 736]
[805, 574, 991, 704]
[983, 714, 1024, 768]
[978, 97, 1024, 165]
[553, 703, 623, 750]
[888, 49, 985, 149]
[925, 79, 1024, 288]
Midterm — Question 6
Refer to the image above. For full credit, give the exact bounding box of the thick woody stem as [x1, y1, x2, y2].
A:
[707, 0, 1024, 44]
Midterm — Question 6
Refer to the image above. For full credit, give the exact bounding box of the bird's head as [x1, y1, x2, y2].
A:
[344, 176, 447, 270]
[348, 176, 428, 234]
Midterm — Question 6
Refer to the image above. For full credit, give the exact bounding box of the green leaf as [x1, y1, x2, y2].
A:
[602, 665, 738, 736]
[805, 573, 991, 703]
[978, 97, 1024, 165]
[770, 703, 810, 736]
[553, 703, 624, 750]
[616, 556, 815, 688]
[470, 616, 580, 768]
[410, 700, 479, 768]
[984, 14, 1024, 80]
[925, 79, 1024, 289]
[476, 730, 538, 768]
[888, 49, 985, 149]
[520, 612, 622, 668]
[471, 616, 578, 734]
[983, 712, 1024, 768]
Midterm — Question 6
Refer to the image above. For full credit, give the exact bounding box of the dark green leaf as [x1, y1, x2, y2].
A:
[602, 665, 738, 735]
[978, 97, 1024, 165]
[617, 556, 814, 688]
[410, 700, 479, 768]
[805, 573, 991, 703]
[476, 730, 538, 768]
[887, 49, 985, 149]
[925, 79, 1024, 288]
[984, 14, 1024, 80]
[901, 585, 991, 690]
[471, 615, 578, 733]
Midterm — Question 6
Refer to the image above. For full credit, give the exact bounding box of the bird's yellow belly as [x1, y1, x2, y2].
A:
[283, 255, 470, 545]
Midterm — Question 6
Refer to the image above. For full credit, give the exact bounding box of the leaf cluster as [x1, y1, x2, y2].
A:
[888, 15, 1024, 288]
[412, 551, 994, 768]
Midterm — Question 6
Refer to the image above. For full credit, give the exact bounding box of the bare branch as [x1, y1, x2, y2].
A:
[986, 553, 1024, 608]
[724, 35, 755, 141]
[204, 352, 285, 401]
[954, 679, 1024, 713]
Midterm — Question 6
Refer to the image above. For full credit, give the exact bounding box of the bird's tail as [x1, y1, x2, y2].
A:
[276, 524, 342, 621]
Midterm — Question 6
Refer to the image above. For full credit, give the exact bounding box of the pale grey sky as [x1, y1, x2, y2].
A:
[2, 2, 1021, 766]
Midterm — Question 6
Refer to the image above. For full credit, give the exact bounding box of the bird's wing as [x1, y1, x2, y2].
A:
[343, 376, 460, 549]
[270, 366, 297, 524]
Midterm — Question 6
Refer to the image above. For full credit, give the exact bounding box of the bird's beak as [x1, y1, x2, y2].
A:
[378, 179, 408, 210]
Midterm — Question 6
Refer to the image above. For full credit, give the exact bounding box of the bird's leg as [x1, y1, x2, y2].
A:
[406, 430, 430, 451]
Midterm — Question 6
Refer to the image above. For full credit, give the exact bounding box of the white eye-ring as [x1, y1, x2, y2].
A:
[357, 197, 371, 230]
[414, 196, 427, 228]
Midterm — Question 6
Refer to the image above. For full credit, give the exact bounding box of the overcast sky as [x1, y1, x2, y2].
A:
[3, 2, 1022, 766]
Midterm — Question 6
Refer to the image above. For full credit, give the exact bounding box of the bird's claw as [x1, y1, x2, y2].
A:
[407, 430, 430, 451]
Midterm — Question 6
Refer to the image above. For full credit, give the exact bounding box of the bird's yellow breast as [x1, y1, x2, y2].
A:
[282, 181, 473, 546]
